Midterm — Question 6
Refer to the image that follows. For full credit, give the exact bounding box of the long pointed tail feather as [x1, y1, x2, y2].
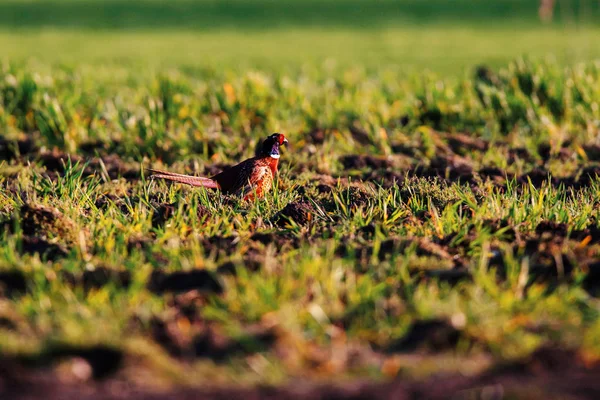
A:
[148, 168, 220, 189]
[147, 168, 212, 179]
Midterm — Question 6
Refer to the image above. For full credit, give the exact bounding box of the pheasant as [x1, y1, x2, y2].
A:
[149, 133, 288, 200]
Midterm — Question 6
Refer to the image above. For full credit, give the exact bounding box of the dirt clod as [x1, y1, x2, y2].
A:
[583, 262, 600, 297]
[152, 203, 177, 228]
[0, 137, 37, 160]
[21, 236, 69, 261]
[426, 155, 475, 182]
[386, 319, 464, 353]
[250, 231, 299, 249]
[583, 144, 600, 161]
[29, 345, 123, 380]
[445, 132, 489, 154]
[19, 203, 78, 245]
[193, 325, 277, 361]
[306, 128, 326, 145]
[274, 201, 314, 227]
[148, 270, 223, 295]
[202, 235, 239, 256]
[340, 154, 392, 170]
[339, 237, 455, 265]
[217, 250, 265, 275]
[348, 123, 373, 146]
[0, 271, 27, 297]
[81, 267, 131, 291]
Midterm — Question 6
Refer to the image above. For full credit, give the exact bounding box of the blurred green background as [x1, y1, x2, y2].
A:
[1, 0, 599, 74]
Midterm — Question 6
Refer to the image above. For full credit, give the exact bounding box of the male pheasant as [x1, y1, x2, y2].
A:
[149, 133, 288, 200]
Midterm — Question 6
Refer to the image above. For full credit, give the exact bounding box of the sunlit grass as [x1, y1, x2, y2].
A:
[1, 26, 599, 74]
[1, 1, 600, 385]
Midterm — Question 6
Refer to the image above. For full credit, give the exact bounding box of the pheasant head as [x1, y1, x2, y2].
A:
[256, 133, 288, 159]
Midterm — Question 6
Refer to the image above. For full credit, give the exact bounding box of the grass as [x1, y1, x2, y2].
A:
[1, 0, 600, 397]
[2, 27, 600, 75]
[1, 57, 600, 395]
[1, 0, 600, 73]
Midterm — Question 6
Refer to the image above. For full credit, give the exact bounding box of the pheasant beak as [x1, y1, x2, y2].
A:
[282, 138, 289, 146]
[277, 134, 288, 146]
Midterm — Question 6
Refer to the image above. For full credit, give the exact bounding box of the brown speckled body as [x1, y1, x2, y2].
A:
[149, 133, 287, 201]
[211, 156, 278, 200]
